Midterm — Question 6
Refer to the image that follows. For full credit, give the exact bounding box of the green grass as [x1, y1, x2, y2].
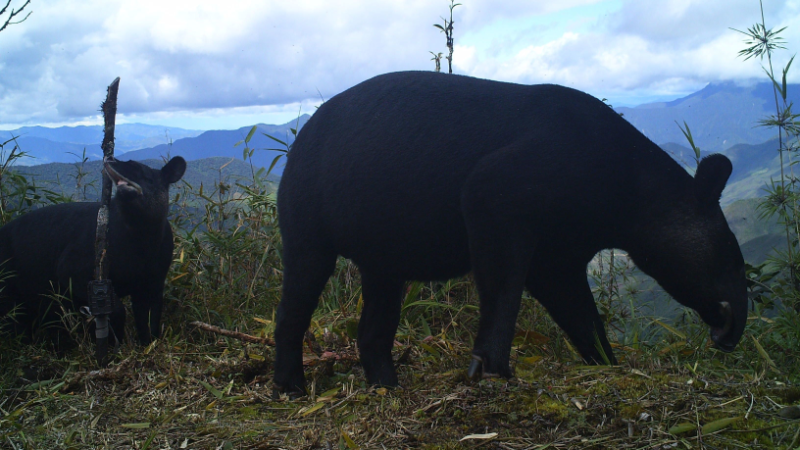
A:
[1, 292, 799, 449]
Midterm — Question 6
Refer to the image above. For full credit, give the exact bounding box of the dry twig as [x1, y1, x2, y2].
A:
[190, 320, 275, 345]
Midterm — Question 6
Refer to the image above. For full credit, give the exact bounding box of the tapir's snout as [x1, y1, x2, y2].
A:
[104, 159, 143, 196]
[709, 298, 746, 352]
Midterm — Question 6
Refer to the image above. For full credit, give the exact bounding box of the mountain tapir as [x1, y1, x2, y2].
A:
[273, 71, 747, 393]
[0, 157, 186, 346]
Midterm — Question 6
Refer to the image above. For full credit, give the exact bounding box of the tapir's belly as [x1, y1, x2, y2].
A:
[327, 193, 473, 281]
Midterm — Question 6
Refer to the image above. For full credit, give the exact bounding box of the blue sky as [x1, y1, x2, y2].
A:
[0, 0, 797, 130]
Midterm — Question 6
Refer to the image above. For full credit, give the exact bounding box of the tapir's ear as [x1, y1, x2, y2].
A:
[162, 157, 187, 184]
[694, 154, 732, 206]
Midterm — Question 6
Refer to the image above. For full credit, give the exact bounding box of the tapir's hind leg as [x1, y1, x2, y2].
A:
[465, 225, 535, 378]
[357, 271, 404, 387]
[273, 247, 336, 394]
[526, 259, 617, 365]
[462, 146, 538, 378]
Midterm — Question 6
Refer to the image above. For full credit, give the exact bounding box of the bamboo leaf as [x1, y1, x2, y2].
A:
[668, 423, 696, 435]
[518, 355, 543, 366]
[764, 66, 786, 100]
[266, 154, 284, 176]
[345, 319, 359, 340]
[654, 320, 687, 340]
[402, 300, 478, 312]
[244, 125, 257, 144]
[658, 340, 687, 355]
[460, 432, 498, 441]
[781, 55, 795, 101]
[141, 431, 158, 450]
[300, 402, 325, 417]
[702, 417, 738, 434]
[419, 342, 440, 357]
[751, 335, 778, 370]
[121, 422, 151, 429]
[319, 387, 341, 400]
[200, 380, 224, 399]
[419, 315, 432, 337]
[263, 133, 287, 146]
[342, 430, 359, 449]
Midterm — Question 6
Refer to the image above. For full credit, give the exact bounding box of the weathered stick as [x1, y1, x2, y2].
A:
[190, 320, 276, 345]
[94, 77, 119, 280]
[60, 357, 133, 392]
[91, 77, 120, 368]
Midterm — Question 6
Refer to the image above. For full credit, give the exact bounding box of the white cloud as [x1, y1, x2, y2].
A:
[455, 0, 800, 103]
[0, 0, 798, 127]
[0, 0, 452, 125]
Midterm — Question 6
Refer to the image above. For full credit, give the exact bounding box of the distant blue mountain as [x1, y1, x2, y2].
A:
[616, 81, 800, 152]
[6, 136, 92, 166]
[122, 116, 310, 175]
[4, 123, 203, 162]
[7, 81, 794, 176]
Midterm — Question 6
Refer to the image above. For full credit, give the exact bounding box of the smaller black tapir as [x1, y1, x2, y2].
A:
[0, 157, 186, 346]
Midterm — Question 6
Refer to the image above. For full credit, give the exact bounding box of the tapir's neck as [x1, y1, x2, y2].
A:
[109, 200, 169, 241]
[624, 152, 696, 261]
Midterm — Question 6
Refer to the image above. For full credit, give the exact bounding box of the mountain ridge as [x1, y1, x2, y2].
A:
[4, 123, 204, 161]
[120, 115, 310, 176]
[616, 81, 799, 152]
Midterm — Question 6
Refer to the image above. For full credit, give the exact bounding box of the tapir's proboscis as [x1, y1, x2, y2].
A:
[0, 157, 186, 347]
[273, 71, 747, 394]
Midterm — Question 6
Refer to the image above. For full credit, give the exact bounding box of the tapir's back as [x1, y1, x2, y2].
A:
[278, 71, 672, 279]
[0, 202, 99, 294]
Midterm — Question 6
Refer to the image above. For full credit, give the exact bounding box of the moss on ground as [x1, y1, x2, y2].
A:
[1, 329, 798, 450]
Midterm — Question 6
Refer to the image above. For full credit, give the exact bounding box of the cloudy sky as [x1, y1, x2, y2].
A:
[0, 0, 797, 130]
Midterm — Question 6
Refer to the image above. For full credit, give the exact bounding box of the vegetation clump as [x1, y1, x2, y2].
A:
[0, 150, 797, 448]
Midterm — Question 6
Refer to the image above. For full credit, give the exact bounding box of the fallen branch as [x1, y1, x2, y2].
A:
[189, 321, 359, 365]
[190, 320, 275, 346]
[61, 357, 133, 392]
[303, 350, 360, 367]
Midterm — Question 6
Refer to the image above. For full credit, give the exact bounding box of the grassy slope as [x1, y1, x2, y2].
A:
[2, 153, 799, 450]
[2, 253, 798, 449]
[1, 300, 798, 449]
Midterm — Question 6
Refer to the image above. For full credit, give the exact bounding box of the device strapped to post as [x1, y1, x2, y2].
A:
[90, 77, 121, 368]
[88, 279, 117, 366]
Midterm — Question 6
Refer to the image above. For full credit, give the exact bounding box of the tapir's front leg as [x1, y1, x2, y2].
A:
[131, 289, 162, 345]
[526, 257, 616, 365]
[148, 291, 163, 341]
[357, 271, 404, 386]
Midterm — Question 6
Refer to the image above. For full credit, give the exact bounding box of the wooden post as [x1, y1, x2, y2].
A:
[91, 77, 120, 367]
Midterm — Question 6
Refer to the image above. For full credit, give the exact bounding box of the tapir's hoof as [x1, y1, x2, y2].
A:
[467, 355, 501, 380]
[272, 384, 306, 400]
[272, 375, 307, 399]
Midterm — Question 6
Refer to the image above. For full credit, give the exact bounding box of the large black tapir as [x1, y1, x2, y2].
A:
[0, 157, 186, 346]
[273, 71, 747, 393]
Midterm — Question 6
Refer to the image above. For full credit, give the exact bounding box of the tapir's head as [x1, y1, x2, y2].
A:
[104, 156, 186, 223]
[631, 154, 747, 353]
